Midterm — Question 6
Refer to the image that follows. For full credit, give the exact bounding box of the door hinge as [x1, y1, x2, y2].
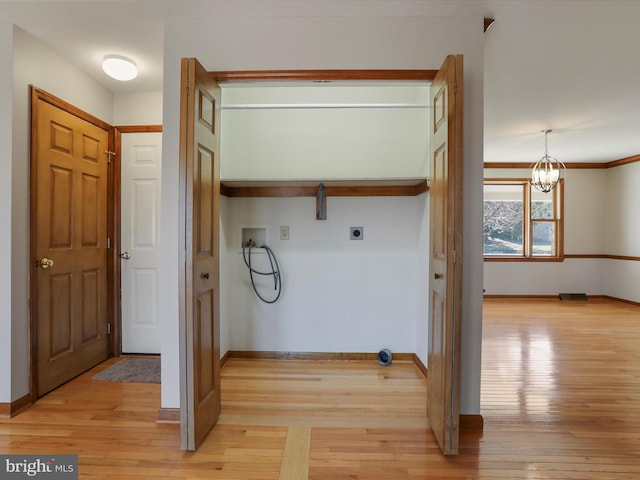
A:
[453, 250, 457, 264]
[453, 83, 458, 94]
[106, 237, 111, 249]
[106, 323, 111, 335]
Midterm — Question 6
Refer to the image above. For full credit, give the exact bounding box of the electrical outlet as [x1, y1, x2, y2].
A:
[350, 226, 363, 240]
[280, 226, 289, 240]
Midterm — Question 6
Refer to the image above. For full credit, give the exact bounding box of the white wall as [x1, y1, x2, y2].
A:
[604, 162, 640, 302]
[484, 259, 606, 296]
[605, 163, 640, 256]
[113, 91, 163, 126]
[14, 28, 113, 123]
[224, 196, 423, 353]
[0, 23, 14, 403]
[221, 85, 429, 180]
[161, 14, 485, 414]
[2, 26, 114, 403]
[604, 261, 640, 303]
[483, 168, 607, 295]
[220, 84, 431, 363]
[483, 166, 640, 303]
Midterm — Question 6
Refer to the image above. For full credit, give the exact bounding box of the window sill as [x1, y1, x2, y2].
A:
[484, 256, 565, 262]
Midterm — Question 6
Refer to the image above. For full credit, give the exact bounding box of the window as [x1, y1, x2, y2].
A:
[483, 179, 563, 260]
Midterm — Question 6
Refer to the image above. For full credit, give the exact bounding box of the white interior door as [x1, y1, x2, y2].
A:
[121, 131, 163, 354]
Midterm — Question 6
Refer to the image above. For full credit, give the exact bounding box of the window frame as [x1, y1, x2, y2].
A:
[483, 178, 564, 262]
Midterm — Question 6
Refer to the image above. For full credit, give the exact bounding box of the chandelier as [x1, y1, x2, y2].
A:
[530, 129, 566, 193]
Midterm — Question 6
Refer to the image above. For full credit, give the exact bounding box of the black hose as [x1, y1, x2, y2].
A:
[242, 242, 282, 304]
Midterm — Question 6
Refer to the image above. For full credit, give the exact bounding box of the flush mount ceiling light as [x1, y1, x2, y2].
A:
[530, 129, 566, 193]
[102, 55, 137, 81]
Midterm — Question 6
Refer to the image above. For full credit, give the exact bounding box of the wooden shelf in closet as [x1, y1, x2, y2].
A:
[220, 179, 429, 198]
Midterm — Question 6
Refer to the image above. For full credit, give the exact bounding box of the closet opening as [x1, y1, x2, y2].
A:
[216, 75, 432, 367]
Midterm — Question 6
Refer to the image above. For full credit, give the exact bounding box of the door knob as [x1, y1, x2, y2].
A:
[39, 257, 54, 269]
[120, 252, 131, 260]
[434, 273, 443, 279]
[201, 272, 210, 279]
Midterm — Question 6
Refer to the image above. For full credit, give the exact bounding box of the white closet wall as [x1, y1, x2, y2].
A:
[221, 84, 430, 181]
[219, 83, 430, 357]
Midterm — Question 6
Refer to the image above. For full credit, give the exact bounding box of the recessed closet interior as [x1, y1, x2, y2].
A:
[218, 81, 432, 364]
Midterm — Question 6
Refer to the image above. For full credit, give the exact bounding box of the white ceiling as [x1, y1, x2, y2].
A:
[1, 0, 639, 164]
[484, 0, 640, 165]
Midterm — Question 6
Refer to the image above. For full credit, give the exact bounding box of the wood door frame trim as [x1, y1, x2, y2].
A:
[110, 128, 121, 357]
[112, 125, 163, 356]
[29, 87, 115, 401]
[117, 125, 163, 134]
[31, 87, 112, 131]
[484, 154, 640, 170]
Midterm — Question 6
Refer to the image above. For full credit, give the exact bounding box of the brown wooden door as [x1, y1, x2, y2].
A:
[179, 58, 222, 450]
[428, 55, 463, 455]
[32, 90, 111, 397]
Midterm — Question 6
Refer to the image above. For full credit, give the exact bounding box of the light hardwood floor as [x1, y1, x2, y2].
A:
[1, 297, 639, 479]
